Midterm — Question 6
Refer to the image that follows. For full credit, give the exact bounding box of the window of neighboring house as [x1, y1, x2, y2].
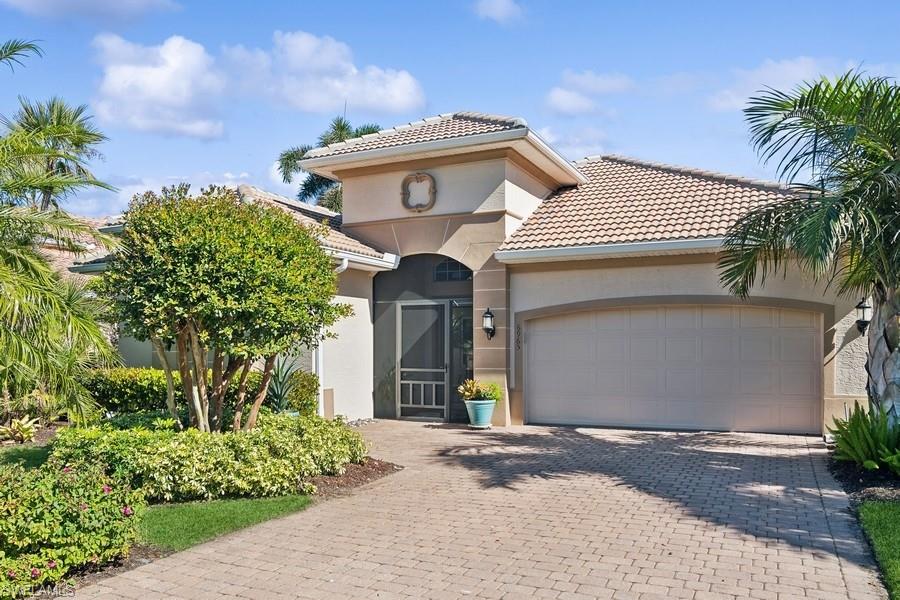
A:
[433, 257, 473, 282]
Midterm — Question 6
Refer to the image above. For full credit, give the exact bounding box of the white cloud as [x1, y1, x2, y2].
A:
[545, 87, 595, 116]
[92, 34, 226, 138]
[224, 30, 425, 114]
[561, 70, 634, 95]
[474, 0, 522, 24]
[538, 126, 607, 160]
[545, 70, 634, 116]
[0, 0, 177, 19]
[709, 57, 850, 111]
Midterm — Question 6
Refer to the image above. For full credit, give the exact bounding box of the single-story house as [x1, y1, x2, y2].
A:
[74, 112, 868, 434]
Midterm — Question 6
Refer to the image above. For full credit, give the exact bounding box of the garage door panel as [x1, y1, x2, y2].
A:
[740, 335, 777, 361]
[629, 338, 659, 361]
[526, 304, 821, 434]
[781, 334, 816, 361]
[664, 306, 698, 329]
[700, 336, 736, 361]
[665, 337, 699, 361]
[666, 368, 699, 396]
[740, 307, 777, 327]
[701, 306, 735, 328]
[530, 332, 595, 361]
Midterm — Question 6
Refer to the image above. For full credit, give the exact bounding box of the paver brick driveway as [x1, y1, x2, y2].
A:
[79, 421, 886, 599]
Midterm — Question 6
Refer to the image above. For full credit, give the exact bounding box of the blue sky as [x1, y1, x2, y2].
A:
[3, 0, 899, 216]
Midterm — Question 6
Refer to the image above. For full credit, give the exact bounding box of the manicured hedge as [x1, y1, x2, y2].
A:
[81, 367, 263, 414]
[0, 463, 144, 599]
[50, 415, 367, 503]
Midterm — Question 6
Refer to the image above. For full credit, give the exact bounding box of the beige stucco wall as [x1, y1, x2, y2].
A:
[341, 159, 507, 225]
[320, 268, 375, 421]
[508, 256, 867, 430]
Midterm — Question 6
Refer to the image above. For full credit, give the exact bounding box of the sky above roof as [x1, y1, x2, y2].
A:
[3, 0, 898, 216]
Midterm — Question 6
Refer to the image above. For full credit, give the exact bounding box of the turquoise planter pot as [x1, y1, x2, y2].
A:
[464, 400, 495, 429]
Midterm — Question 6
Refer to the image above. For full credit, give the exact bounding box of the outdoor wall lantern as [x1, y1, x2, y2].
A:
[856, 298, 872, 334]
[482, 308, 496, 340]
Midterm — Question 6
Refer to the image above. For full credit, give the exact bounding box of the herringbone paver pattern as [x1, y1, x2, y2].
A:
[77, 422, 886, 599]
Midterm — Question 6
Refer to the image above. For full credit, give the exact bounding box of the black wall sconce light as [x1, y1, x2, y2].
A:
[855, 298, 872, 334]
[482, 308, 496, 340]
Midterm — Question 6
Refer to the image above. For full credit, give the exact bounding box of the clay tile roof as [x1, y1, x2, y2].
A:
[498, 155, 795, 252]
[303, 112, 527, 159]
[235, 184, 386, 259]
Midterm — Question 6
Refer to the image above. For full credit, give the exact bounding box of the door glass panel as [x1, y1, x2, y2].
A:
[400, 305, 444, 369]
[399, 304, 446, 420]
[449, 302, 474, 423]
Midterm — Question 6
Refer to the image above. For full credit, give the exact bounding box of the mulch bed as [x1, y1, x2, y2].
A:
[58, 457, 401, 594]
[829, 455, 900, 504]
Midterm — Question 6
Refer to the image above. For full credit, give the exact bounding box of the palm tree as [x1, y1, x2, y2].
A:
[0, 40, 118, 422]
[2, 97, 110, 210]
[277, 116, 380, 212]
[719, 71, 900, 421]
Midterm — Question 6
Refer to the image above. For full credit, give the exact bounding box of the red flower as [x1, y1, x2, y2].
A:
[122, 505, 134, 517]
[79, 502, 88, 511]
[102, 484, 112, 495]
[62, 466, 72, 474]
[5, 570, 15, 580]
[46, 560, 57, 569]
[30, 568, 40, 579]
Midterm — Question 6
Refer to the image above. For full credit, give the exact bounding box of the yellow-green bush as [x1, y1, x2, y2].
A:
[50, 415, 367, 503]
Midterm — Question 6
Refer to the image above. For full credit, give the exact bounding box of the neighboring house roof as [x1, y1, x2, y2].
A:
[497, 155, 792, 254]
[66, 186, 395, 275]
[235, 185, 388, 260]
[303, 112, 527, 159]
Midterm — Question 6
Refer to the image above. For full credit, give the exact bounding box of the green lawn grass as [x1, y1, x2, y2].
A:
[859, 501, 900, 599]
[0, 444, 50, 469]
[139, 495, 312, 552]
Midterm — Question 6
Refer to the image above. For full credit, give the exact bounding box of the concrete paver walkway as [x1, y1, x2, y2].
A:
[78, 421, 886, 599]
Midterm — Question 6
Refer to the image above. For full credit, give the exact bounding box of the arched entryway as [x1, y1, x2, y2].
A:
[373, 254, 473, 422]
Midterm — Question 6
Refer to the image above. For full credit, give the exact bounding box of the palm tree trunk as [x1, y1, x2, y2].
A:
[867, 286, 900, 423]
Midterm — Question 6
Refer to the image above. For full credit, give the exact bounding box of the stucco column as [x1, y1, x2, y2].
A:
[473, 256, 511, 426]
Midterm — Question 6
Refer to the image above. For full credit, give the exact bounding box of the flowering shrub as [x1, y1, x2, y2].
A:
[80, 368, 263, 414]
[50, 415, 367, 503]
[0, 463, 144, 599]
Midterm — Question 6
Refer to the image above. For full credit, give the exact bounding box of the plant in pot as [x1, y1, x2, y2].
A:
[458, 379, 501, 429]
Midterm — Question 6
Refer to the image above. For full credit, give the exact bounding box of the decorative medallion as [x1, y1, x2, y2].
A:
[401, 172, 437, 213]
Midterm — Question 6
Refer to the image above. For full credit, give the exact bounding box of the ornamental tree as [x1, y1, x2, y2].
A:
[100, 184, 350, 431]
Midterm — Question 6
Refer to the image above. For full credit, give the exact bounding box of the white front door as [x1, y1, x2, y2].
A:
[525, 305, 822, 434]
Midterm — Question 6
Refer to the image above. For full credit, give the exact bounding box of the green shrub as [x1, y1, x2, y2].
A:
[81, 368, 263, 414]
[830, 402, 900, 471]
[286, 371, 319, 416]
[50, 415, 367, 503]
[0, 463, 144, 599]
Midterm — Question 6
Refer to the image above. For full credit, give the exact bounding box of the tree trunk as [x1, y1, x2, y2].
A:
[231, 359, 252, 432]
[187, 323, 210, 431]
[176, 328, 203, 430]
[244, 355, 276, 430]
[867, 286, 900, 424]
[151, 336, 183, 430]
[210, 349, 224, 432]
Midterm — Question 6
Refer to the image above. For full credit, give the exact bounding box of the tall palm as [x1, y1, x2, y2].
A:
[2, 97, 110, 210]
[719, 71, 900, 421]
[277, 116, 380, 212]
[0, 40, 118, 421]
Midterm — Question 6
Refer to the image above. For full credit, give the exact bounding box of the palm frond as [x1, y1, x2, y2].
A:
[0, 40, 42, 71]
[276, 145, 312, 183]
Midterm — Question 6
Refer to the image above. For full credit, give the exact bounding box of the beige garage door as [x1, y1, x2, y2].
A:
[525, 305, 822, 434]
